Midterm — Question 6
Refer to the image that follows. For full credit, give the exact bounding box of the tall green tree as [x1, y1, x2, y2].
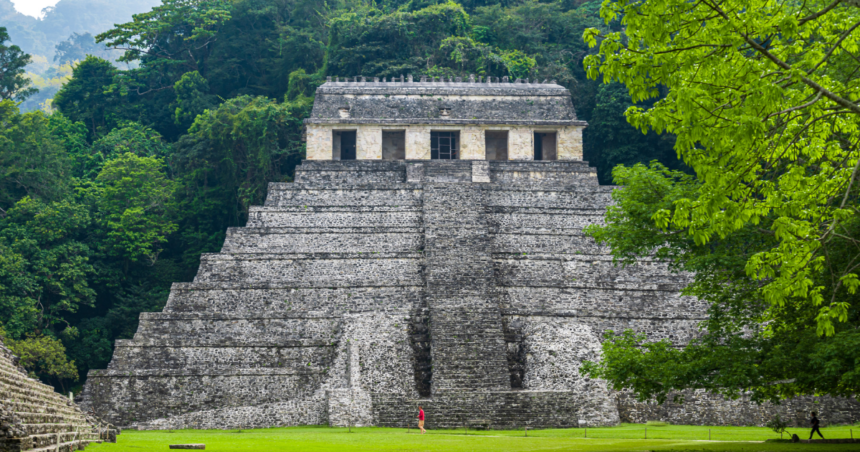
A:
[0, 101, 71, 211]
[0, 197, 96, 337]
[581, 0, 860, 401]
[0, 27, 36, 101]
[95, 153, 178, 265]
[52, 56, 124, 139]
[54, 32, 116, 64]
[0, 327, 79, 391]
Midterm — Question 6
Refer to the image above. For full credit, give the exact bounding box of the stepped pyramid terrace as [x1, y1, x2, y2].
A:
[0, 339, 117, 452]
[78, 75, 860, 430]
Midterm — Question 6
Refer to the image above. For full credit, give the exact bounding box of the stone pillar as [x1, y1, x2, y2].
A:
[327, 339, 373, 427]
[558, 126, 584, 160]
[357, 126, 382, 159]
[508, 127, 533, 160]
[459, 127, 485, 160]
[306, 125, 332, 160]
[405, 126, 431, 159]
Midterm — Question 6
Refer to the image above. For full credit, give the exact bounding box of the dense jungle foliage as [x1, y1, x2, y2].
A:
[581, 0, 860, 401]
[0, 0, 680, 392]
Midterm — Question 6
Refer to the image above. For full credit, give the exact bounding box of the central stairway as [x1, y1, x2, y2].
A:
[423, 183, 510, 393]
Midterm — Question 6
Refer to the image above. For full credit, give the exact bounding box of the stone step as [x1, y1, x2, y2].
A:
[29, 431, 100, 448]
[162, 284, 420, 314]
[494, 256, 690, 287]
[132, 316, 340, 343]
[221, 228, 422, 254]
[29, 439, 101, 452]
[107, 343, 336, 370]
[247, 206, 421, 228]
[0, 389, 78, 408]
[264, 185, 422, 208]
[0, 371, 68, 400]
[23, 423, 90, 436]
[294, 160, 408, 183]
[0, 385, 70, 408]
[16, 411, 90, 424]
[193, 253, 422, 286]
[423, 184, 510, 393]
[490, 233, 607, 254]
[1, 399, 82, 416]
[486, 189, 613, 209]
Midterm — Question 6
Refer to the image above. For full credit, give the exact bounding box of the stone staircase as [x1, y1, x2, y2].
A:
[423, 183, 510, 393]
[0, 339, 116, 452]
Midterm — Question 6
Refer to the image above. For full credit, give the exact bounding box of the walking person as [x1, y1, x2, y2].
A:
[809, 412, 824, 440]
[417, 406, 426, 434]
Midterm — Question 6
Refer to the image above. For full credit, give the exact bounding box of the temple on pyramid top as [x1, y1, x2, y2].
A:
[305, 75, 586, 161]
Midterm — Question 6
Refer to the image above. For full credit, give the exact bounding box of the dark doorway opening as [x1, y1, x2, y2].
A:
[431, 131, 459, 159]
[382, 130, 406, 160]
[485, 131, 508, 160]
[334, 130, 356, 160]
[534, 132, 557, 161]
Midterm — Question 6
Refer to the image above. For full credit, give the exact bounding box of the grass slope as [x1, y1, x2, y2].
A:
[88, 424, 860, 451]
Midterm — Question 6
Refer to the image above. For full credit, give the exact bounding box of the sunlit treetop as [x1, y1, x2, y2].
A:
[584, 0, 860, 335]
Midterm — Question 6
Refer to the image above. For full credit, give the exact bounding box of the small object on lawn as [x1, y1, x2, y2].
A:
[169, 445, 205, 450]
[524, 426, 527, 437]
[791, 434, 800, 443]
[645, 427, 647, 439]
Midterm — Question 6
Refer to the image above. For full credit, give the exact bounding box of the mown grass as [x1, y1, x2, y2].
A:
[88, 423, 860, 451]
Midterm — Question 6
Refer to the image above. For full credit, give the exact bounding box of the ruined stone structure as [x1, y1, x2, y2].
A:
[0, 338, 116, 452]
[80, 76, 860, 430]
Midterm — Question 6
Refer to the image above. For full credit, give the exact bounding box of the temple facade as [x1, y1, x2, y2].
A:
[305, 76, 584, 163]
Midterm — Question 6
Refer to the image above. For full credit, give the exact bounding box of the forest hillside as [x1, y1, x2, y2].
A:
[0, 0, 683, 393]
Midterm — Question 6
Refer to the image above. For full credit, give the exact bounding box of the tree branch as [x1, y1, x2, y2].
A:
[765, 91, 823, 120]
[798, 0, 843, 25]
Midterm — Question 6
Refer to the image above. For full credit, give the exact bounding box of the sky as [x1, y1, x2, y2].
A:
[11, 0, 60, 18]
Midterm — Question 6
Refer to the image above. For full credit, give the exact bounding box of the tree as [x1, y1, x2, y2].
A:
[96, 152, 178, 265]
[0, 327, 79, 390]
[326, 2, 474, 78]
[172, 70, 217, 129]
[52, 56, 124, 138]
[581, 0, 860, 402]
[0, 100, 71, 210]
[0, 27, 37, 101]
[0, 197, 96, 337]
[54, 32, 116, 65]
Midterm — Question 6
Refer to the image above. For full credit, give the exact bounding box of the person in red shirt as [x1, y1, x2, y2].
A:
[417, 406, 426, 434]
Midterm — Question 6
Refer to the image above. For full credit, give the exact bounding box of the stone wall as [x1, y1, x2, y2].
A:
[372, 391, 618, 429]
[616, 390, 860, 427]
[81, 160, 860, 430]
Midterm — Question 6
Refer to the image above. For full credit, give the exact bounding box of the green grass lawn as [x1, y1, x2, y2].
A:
[87, 423, 860, 451]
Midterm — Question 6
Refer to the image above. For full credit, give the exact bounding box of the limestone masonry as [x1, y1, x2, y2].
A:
[0, 338, 117, 452]
[80, 77, 860, 430]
